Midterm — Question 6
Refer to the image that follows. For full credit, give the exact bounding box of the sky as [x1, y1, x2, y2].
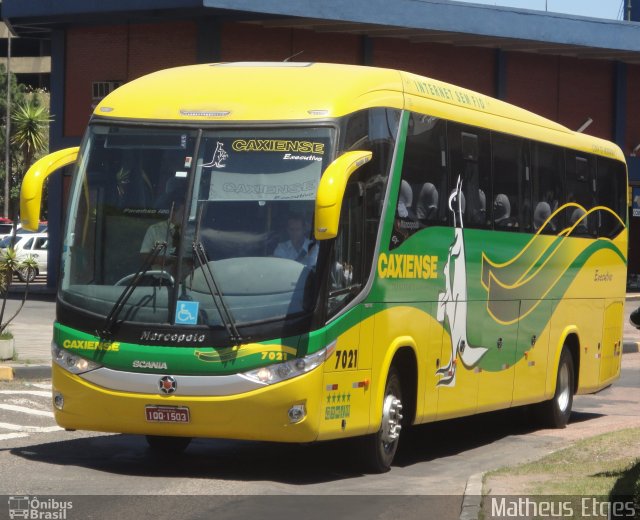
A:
[452, 0, 625, 20]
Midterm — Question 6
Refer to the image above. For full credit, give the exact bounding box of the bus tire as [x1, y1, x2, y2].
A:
[536, 348, 574, 428]
[145, 435, 192, 454]
[358, 366, 403, 473]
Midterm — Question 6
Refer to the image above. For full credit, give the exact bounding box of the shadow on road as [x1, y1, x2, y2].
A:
[8, 407, 605, 485]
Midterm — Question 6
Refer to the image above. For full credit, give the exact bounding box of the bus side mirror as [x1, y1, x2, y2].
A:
[314, 150, 372, 240]
[20, 147, 79, 231]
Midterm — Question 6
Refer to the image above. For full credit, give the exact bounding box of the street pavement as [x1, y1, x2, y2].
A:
[1, 286, 639, 376]
[0, 287, 638, 520]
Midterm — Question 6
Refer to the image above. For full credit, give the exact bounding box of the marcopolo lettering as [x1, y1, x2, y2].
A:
[140, 331, 207, 343]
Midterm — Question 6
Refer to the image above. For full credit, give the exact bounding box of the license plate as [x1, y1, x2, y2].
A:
[145, 405, 190, 423]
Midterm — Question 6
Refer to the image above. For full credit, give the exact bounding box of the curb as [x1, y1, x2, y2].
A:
[459, 472, 484, 520]
[623, 341, 640, 354]
[0, 364, 51, 381]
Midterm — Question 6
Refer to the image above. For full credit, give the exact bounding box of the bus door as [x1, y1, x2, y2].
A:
[319, 181, 372, 440]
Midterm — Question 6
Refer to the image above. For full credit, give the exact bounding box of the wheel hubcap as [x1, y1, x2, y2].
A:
[381, 394, 403, 446]
[557, 363, 570, 412]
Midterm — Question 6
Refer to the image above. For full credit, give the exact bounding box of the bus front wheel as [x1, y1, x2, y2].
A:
[535, 348, 574, 428]
[358, 366, 404, 473]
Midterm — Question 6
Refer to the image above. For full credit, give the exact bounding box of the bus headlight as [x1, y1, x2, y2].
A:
[241, 341, 337, 385]
[52, 343, 102, 375]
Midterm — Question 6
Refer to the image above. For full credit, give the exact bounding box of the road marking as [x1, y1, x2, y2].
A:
[29, 383, 52, 390]
[0, 390, 50, 397]
[0, 404, 53, 417]
[0, 422, 61, 433]
[0, 432, 29, 441]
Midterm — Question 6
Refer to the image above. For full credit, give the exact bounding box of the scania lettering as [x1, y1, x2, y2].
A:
[132, 361, 168, 370]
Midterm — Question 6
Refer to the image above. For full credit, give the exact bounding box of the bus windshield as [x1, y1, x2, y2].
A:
[60, 125, 334, 330]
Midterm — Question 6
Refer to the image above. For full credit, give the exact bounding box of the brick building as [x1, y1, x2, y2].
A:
[4, 0, 640, 284]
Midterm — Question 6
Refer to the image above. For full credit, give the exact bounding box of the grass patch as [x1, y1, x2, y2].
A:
[484, 427, 640, 498]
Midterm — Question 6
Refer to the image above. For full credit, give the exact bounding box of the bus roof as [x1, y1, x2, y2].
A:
[94, 62, 624, 162]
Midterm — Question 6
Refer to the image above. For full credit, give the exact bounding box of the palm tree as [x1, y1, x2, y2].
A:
[11, 99, 52, 172]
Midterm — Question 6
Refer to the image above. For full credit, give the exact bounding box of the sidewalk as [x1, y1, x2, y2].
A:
[0, 283, 55, 379]
[1, 290, 640, 380]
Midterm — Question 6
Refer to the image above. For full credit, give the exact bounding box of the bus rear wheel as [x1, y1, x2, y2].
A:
[358, 367, 403, 473]
[535, 348, 574, 428]
[145, 435, 192, 454]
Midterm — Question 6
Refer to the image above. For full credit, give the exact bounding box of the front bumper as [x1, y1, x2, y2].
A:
[52, 363, 323, 443]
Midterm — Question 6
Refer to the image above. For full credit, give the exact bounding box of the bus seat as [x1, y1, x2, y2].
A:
[494, 193, 517, 228]
[397, 180, 414, 218]
[416, 182, 439, 221]
[534, 201, 552, 231]
[155, 177, 187, 210]
[570, 207, 589, 236]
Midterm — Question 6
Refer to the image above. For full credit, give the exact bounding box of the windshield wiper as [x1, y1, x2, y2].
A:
[191, 240, 243, 345]
[98, 240, 167, 339]
[188, 203, 242, 345]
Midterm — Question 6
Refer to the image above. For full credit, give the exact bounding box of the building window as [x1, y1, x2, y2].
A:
[92, 81, 123, 104]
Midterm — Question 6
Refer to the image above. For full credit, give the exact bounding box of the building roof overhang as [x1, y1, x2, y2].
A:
[4, 0, 640, 64]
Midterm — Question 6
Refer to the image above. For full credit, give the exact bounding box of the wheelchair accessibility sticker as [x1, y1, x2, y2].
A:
[175, 301, 199, 325]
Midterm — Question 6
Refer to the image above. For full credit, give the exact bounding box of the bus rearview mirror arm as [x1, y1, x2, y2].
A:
[20, 147, 79, 231]
[314, 150, 372, 240]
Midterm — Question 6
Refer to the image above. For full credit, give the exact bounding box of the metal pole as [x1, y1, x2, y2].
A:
[4, 29, 10, 219]
[629, 0, 633, 21]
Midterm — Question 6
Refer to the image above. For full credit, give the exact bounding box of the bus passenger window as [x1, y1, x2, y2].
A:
[565, 153, 596, 237]
[532, 143, 564, 234]
[492, 134, 529, 232]
[391, 113, 447, 249]
[448, 123, 491, 229]
[596, 157, 626, 238]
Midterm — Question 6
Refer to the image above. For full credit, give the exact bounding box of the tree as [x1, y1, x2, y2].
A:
[11, 98, 52, 175]
[0, 64, 26, 218]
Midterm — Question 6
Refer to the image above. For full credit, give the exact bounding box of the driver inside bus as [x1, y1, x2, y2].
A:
[273, 213, 318, 266]
[140, 192, 190, 275]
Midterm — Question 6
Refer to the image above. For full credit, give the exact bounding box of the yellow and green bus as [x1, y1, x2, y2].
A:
[21, 63, 627, 472]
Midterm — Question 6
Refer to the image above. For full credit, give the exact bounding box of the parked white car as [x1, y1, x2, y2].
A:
[0, 233, 48, 282]
[0, 223, 47, 240]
